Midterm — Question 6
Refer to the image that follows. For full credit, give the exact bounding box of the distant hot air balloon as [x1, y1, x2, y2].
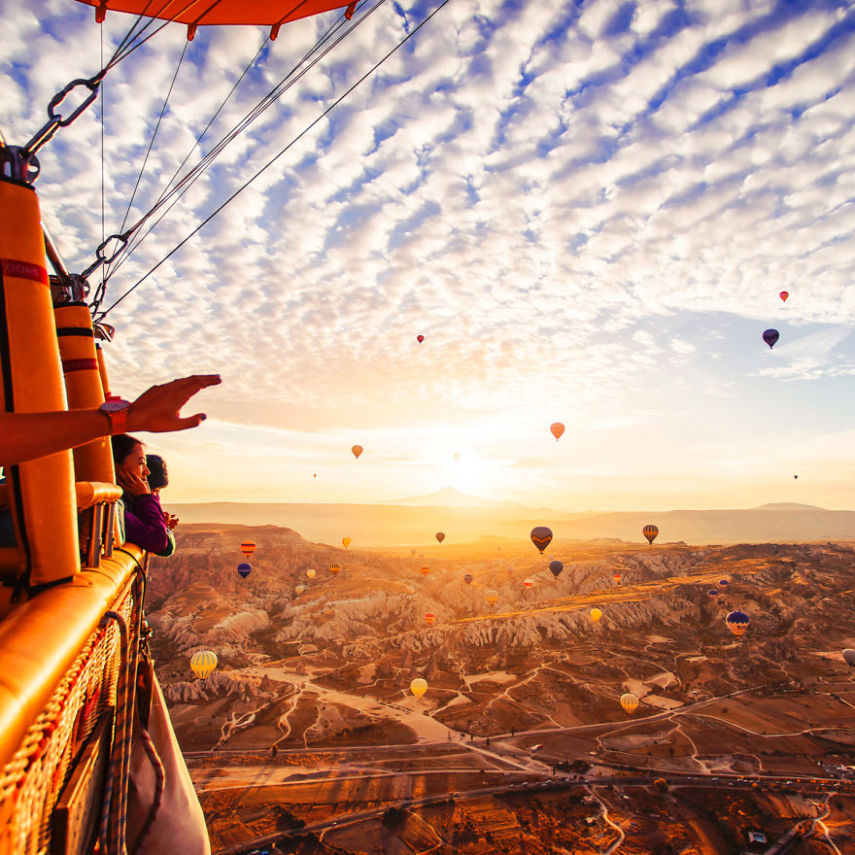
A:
[190, 651, 218, 680]
[417, 335, 424, 343]
[295, 584, 306, 595]
[420, 566, 430, 576]
[410, 678, 428, 699]
[642, 525, 659, 545]
[762, 329, 779, 349]
[530, 526, 553, 553]
[707, 589, 719, 598]
[435, 532, 445, 543]
[718, 579, 729, 588]
[313, 473, 317, 478]
[424, 613, 435, 626]
[464, 573, 473, 585]
[342, 537, 352, 549]
[240, 540, 256, 557]
[237, 562, 251, 579]
[613, 572, 621, 585]
[550, 422, 565, 441]
[549, 560, 563, 578]
[794, 474, 798, 479]
[485, 590, 499, 606]
[843, 649, 855, 668]
[329, 563, 341, 575]
[620, 693, 639, 715]
[725, 611, 750, 637]
[779, 291, 789, 302]
[523, 578, 534, 589]
[352, 445, 363, 459]
[590, 608, 603, 623]
[306, 569, 316, 580]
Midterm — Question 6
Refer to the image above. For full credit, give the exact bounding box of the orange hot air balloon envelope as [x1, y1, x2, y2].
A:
[424, 613, 435, 626]
[75, 0, 358, 32]
[530, 526, 553, 553]
[523, 578, 534, 588]
[550, 422, 565, 441]
[329, 562, 341, 575]
[435, 532, 445, 543]
[779, 291, 789, 301]
[420, 566, 430, 576]
[351, 445, 363, 459]
[642, 524, 659, 545]
[240, 540, 256, 557]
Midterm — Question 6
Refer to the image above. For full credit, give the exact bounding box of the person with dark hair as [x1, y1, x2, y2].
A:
[147, 452, 179, 548]
[112, 435, 173, 556]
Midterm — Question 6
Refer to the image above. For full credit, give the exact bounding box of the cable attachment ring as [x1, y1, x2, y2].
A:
[82, 232, 130, 279]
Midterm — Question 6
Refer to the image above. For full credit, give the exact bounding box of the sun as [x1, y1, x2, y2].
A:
[443, 451, 494, 496]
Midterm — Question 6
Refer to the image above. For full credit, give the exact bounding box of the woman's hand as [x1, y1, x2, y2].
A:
[127, 374, 222, 433]
[164, 512, 179, 530]
[117, 463, 150, 498]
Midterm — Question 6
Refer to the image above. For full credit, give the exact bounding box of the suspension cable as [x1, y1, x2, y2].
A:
[99, 3, 373, 288]
[96, 0, 453, 321]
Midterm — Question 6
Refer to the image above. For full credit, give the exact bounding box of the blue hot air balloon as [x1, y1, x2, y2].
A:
[237, 562, 252, 579]
[726, 610, 750, 637]
[707, 589, 719, 598]
[762, 329, 779, 349]
[549, 560, 563, 578]
[718, 579, 729, 588]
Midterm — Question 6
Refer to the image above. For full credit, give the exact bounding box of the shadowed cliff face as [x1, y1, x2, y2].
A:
[147, 525, 855, 744]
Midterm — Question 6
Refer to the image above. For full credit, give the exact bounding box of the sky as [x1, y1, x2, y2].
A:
[2, 0, 855, 511]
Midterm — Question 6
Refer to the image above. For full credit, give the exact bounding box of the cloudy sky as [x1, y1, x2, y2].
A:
[3, 0, 855, 511]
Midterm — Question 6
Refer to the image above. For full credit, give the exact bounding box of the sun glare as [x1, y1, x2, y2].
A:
[444, 452, 493, 496]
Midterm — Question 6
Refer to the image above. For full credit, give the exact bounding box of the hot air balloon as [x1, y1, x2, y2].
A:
[707, 589, 719, 598]
[613, 572, 621, 585]
[420, 566, 430, 576]
[237, 562, 251, 579]
[295, 584, 306, 595]
[590, 608, 602, 623]
[313, 473, 317, 478]
[464, 573, 473, 585]
[843, 649, 855, 667]
[794, 474, 798, 479]
[762, 329, 779, 349]
[435, 532, 445, 543]
[240, 540, 256, 557]
[342, 537, 351, 549]
[779, 291, 789, 302]
[530, 526, 553, 553]
[352, 445, 363, 459]
[410, 678, 428, 699]
[329, 562, 341, 575]
[523, 578, 534, 589]
[417, 335, 424, 343]
[424, 613, 435, 626]
[725, 611, 750, 637]
[190, 651, 218, 680]
[485, 590, 499, 606]
[549, 560, 563, 578]
[642, 525, 659, 545]
[718, 579, 729, 588]
[620, 693, 639, 714]
[550, 422, 565, 441]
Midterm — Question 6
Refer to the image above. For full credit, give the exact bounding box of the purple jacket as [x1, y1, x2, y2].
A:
[123, 492, 170, 554]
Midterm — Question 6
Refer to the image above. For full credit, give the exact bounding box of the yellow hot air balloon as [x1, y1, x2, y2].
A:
[590, 608, 603, 622]
[342, 537, 352, 549]
[306, 569, 316, 580]
[485, 590, 499, 606]
[190, 650, 218, 680]
[329, 562, 341, 575]
[295, 584, 306, 595]
[410, 678, 428, 699]
[240, 540, 256, 557]
[351, 445, 363, 459]
[620, 693, 639, 715]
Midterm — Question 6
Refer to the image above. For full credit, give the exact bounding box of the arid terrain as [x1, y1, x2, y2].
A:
[147, 524, 855, 854]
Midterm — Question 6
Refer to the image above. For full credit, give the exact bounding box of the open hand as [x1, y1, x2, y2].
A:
[127, 375, 221, 433]
[117, 463, 150, 498]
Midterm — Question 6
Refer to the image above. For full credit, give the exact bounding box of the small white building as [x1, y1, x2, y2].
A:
[747, 831, 767, 845]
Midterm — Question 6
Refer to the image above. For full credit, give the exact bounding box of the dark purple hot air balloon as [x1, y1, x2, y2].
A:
[549, 560, 563, 578]
[237, 562, 252, 579]
[762, 329, 779, 349]
[707, 589, 719, 597]
[464, 573, 473, 585]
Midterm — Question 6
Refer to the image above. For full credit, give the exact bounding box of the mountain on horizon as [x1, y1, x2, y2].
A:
[394, 486, 503, 507]
[754, 502, 825, 511]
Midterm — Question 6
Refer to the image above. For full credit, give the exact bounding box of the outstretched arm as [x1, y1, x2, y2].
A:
[0, 374, 221, 466]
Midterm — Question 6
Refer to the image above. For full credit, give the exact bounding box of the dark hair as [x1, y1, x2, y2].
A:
[111, 434, 142, 465]
[146, 454, 168, 490]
